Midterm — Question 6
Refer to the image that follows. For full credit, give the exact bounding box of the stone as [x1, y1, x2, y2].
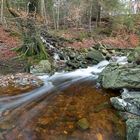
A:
[111, 97, 140, 116]
[110, 90, 140, 140]
[110, 97, 126, 111]
[66, 60, 80, 69]
[30, 60, 52, 74]
[76, 118, 89, 130]
[86, 48, 104, 64]
[128, 47, 140, 64]
[99, 63, 140, 89]
[110, 89, 140, 140]
[111, 90, 140, 116]
[126, 119, 140, 140]
[138, 131, 140, 140]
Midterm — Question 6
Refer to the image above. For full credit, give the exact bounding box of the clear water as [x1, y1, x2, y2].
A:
[0, 60, 126, 140]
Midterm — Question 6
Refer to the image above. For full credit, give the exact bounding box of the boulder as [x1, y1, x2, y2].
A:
[86, 48, 104, 64]
[30, 60, 52, 75]
[126, 119, 140, 140]
[99, 63, 140, 89]
[111, 95, 140, 116]
[110, 90, 140, 140]
[128, 47, 140, 64]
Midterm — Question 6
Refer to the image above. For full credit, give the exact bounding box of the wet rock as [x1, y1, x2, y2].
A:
[111, 90, 140, 116]
[111, 97, 140, 116]
[66, 60, 80, 69]
[110, 89, 140, 140]
[99, 63, 140, 89]
[110, 97, 126, 111]
[110, 90, 140, 140]
[76, 118, 89, 130]
[126, 119, 140, 140]
[30, 60, 52, 75]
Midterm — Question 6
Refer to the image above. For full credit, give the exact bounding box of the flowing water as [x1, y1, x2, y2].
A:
[0, 61, 126, 140]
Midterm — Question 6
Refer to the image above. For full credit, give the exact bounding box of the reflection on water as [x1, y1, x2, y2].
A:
[0, 80, 125, 140]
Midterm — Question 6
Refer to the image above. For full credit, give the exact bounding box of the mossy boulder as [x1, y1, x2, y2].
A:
[30, 60, 52, 75]
[128, 47, 140, 64]
[86, 48, 104, 64]
[99, 63, 140, 89]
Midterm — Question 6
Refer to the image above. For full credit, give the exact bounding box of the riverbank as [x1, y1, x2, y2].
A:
[0, 25, 138, 75]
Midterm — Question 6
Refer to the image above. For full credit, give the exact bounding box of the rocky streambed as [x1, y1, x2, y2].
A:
[29, 42, 140, 140]
[98, 47, 140, 140]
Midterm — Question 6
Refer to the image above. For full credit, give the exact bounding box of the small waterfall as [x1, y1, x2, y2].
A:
[41, 36, 65, 62]
[54, 53, 60, 61]
[111, 56, 128, 65]
[40, 36, 55, 50]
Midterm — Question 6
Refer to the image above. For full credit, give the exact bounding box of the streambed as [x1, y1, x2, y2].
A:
[0, 80, 125, 140]
[0, 61, 126, 140]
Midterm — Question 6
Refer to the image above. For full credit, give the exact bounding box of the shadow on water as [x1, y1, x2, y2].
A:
[0, 61, 126, 140]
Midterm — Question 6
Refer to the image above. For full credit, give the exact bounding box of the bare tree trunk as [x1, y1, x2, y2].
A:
[96, 4, 101, 28]
[43, 1, 48, 25]
[56, 0, 60, 30]
[40, 0, 44, 16]
[89, 2, 93, 32]
[40, 0, 47, 25]
[52, 7, 56, 30]
[0, 0, 4, 23]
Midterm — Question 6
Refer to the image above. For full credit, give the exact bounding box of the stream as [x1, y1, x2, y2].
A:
[0, 60, 126, 140]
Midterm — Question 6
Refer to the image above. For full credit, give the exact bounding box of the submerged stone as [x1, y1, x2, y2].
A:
[76, 118, 89, 130]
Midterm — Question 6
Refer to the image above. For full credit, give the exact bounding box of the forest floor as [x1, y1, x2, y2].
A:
[0, 26, 26, 75]
[0, 25, 139, 75]
[52, 28, 139, 49]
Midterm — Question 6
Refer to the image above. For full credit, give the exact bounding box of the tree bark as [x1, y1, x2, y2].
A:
[96, 3, 101, 27]
[89, 1, 93, 32]
[0, 0, 4, 23]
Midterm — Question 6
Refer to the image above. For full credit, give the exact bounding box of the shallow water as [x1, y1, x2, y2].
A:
[0, 80, 125, 140]
[0, 60, 126, 140]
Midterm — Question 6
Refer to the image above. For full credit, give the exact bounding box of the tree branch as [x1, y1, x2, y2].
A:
[5, 0, 21, 17]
